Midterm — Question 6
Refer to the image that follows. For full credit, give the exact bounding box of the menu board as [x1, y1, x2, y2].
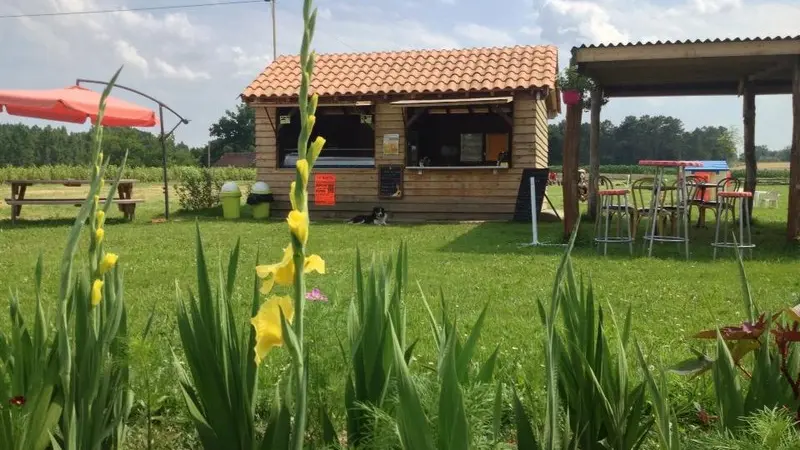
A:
[378, 165, 404, 199]
[314, 173, 336, 206]
[460, 133, 484, 163]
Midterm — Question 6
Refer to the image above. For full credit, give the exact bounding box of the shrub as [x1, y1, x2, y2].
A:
[672, 249, 800, 431]
[174, 168, 222, 211]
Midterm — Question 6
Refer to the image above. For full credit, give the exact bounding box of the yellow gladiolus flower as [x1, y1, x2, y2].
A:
[91, 279, 104, 306]
[296, 159, 309, 186]
[309, 137, 326, 165]
[304, 254, 325, 274]
[250, 295, 295, 364]
[287, 210, 309, 245]
[290, 181, 298, 210]
[96, 210, 105, 227]
[309, 93, 318, 114]
[99, 253, 118, 275]
[255, 245, 326, 295]
[95, 228, 105, 244]
[307, 114, 316, 130]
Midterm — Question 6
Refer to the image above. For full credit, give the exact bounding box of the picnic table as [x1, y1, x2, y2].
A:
[5, 179, 144, 224]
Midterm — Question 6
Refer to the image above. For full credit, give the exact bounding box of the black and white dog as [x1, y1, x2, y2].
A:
[348, 207, 388, 225]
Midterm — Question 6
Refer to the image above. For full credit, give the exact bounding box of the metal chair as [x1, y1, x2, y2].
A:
[698, 176, 742, 224]
[712, 191, 755, 260]
[631, 177, 669, 240]
[594, 188, 634, 256]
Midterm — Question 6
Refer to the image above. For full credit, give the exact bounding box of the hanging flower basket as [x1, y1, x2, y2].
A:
[562, 90, 581, 106]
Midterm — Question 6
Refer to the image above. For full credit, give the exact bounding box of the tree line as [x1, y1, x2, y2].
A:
[0, 123, 199, 167]
[547, 114, 790, 165]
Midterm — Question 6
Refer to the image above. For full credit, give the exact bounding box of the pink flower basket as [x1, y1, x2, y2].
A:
[562, 90, 581, 105]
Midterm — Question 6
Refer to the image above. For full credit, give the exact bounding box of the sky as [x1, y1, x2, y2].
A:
[1, 0, 798, 152]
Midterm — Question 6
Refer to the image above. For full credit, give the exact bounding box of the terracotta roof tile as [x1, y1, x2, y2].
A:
[242, 45, 558, 101]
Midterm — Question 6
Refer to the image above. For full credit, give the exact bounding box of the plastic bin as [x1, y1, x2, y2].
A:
[247, 181, 274, 219]
[220, 181, 241, 219]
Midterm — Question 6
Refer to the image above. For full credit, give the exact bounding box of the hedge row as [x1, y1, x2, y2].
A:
[0, 165, 257, 184]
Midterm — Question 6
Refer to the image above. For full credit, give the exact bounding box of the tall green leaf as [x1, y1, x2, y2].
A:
[389, 319, 435, 450]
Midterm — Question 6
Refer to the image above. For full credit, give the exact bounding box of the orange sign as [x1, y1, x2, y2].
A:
[314, 173, 336, 206]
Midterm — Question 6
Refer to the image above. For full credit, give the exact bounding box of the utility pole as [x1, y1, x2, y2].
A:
[207, 143, 211, 168]
[266, 0, 277, 61]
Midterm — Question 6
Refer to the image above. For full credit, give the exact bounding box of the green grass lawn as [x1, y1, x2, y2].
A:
[1, 182, 799, 447]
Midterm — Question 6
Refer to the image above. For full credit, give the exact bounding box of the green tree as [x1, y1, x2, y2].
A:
[205, 103, 255, 164]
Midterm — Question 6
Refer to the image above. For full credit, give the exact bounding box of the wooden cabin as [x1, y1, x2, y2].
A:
[241, 45, 561, 222]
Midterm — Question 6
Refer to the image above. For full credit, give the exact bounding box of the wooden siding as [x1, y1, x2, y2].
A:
[534, 97, 549, 166]
[251, 91, 549, 222]
[254, 106, 277, 171]
[512, 92, 548, 169]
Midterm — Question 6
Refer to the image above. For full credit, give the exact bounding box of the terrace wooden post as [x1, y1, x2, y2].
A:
[562, 102, 582, 239]
[742, 82, 757, 221]
[788, 57, 800, 241]
[588, 87, 602, 220]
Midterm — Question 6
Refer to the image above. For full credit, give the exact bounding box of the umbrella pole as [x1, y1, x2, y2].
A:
[160, 105, 169, 220]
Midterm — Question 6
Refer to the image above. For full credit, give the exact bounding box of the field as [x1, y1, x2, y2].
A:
[732, 161, 790, 170]
[1, 181, 799, 447]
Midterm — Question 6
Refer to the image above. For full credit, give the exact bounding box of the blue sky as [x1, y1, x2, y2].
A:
[1, 0, 798, 152]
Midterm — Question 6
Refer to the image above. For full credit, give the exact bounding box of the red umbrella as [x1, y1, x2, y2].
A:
[0, 85, 157, 127]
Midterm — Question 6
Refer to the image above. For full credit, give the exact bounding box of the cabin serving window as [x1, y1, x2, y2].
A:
[276, 105, 375, 169]
[399, 98, 513, 169]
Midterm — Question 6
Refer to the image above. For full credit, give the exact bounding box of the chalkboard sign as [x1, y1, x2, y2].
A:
[378, 165, 404, 199]
[460, 133, 484, 163]
[513, 168, 550, 222]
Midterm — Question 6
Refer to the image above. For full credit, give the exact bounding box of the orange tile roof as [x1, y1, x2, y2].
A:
[242, 45, 558, 101]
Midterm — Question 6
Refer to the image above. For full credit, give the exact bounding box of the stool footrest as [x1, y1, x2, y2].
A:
[598, 189, 629, 195]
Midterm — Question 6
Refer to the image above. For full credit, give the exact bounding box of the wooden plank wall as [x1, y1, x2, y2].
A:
[251, 92, 550, 222]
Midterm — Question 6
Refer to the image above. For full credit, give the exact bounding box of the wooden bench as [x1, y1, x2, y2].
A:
[5, 179, 143, 224]
[5, 198, 144, 222]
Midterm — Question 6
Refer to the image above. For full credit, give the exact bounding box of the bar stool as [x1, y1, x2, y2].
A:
[594, 189, 634, 256]
[712, 191, 754, 260]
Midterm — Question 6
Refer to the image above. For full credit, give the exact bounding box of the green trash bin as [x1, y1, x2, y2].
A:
[220, 181, 241, 219]
[248, 181, 273, 220]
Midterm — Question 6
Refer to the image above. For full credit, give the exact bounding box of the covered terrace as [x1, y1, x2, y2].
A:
[561, 36, 800, 241]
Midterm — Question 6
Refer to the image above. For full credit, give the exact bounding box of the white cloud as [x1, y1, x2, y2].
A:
[544, 0, 629, 44]
[114, 40, 149, 74]
[116, 11, 207, 42]
[542, 0, 799, 45]
[519, 25, 543, 40]
[689, 0, 742, 14]
[219, 46, 272, 77]
[153, 59, 210, 81]
[454, 23, 515, 47]
[317, 7, 333, 20]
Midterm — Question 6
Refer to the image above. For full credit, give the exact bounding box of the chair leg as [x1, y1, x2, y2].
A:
[625, 196, 633, 255]
[713, 201, 723, 260]
[603, 197, 611, 256]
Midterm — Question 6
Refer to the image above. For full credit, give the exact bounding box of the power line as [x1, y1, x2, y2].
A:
[0, 0, 264, 19]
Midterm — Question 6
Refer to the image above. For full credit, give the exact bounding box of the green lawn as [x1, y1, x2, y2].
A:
[1, 182, 799, 447]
